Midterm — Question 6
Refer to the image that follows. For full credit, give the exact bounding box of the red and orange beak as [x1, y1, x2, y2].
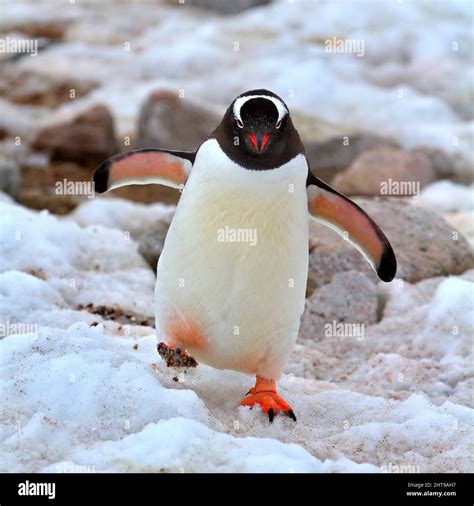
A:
[248, 132, 270, 154]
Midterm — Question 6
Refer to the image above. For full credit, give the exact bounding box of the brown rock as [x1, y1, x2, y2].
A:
[18, 158, 92, 215]
[136, 90, 221, 151]
[308, 198, 474, 291]
[0, 70, 97, 108]
[109, 185, 181, 206]
[332, 148, 436, 197]
[305, 134, 399, 183]
[11, 20, 72, 40]
[32, 105, 118, 165]
[300, 271, 378, 340]
[19, 189, 79, 215]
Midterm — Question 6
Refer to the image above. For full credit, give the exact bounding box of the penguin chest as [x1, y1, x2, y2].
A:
[154, 141, 309, 372]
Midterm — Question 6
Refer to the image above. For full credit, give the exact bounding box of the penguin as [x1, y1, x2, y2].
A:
[93, 89, 396, 422]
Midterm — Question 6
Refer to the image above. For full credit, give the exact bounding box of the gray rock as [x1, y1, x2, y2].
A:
[137, 220, 171, 270]
[176, 0, 271, 15]
[308, 198, 474, 292]
[136, 90, 221, 151]
[305, 134, 399, 183]
[300, 271, 378, 340]
[308, 224, 378, 295]
[332, 148, 436, 197]
[411, 147, 455, 180]
[0, 158, 20, 199]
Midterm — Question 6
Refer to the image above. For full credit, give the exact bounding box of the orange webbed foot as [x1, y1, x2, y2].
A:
[240, 377, 296, 423]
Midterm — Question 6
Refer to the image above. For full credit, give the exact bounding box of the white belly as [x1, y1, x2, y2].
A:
[155, 139, 309, 379]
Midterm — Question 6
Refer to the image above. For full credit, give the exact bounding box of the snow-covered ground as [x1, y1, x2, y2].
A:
[0, 196, 472, 473]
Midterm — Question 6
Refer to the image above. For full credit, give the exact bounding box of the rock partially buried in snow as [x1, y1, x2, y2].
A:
[70, 197, 175, 240]
[71, 197, 174, 270]
[305, 133, 399, 183]
[32, 105, 118, 165]
[177, 0, 272, 15]
[136, 90, 221, 151]
[411, 148, 456, 181]
[309, 198, 473, 288]
[0, 158, 20, 199]
[332, 148, 436, 197]
[300, 271, 378, 340]
[137, 221, 171, 271]
[8, 19, 72, 40]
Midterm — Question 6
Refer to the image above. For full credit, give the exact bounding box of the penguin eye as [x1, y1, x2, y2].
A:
[236, 118, 244, 129]
[275, 118, 282, 129]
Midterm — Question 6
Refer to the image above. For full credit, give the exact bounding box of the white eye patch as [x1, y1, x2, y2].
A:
[233, 95, 288, 128]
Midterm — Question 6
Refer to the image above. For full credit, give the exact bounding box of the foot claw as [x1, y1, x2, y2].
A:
[268, 408, 275, 423]
[287, 409, 297, 422]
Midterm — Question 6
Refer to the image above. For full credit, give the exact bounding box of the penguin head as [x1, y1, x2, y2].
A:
[214, 89, 304, 170]
[232, 91, 289, 157]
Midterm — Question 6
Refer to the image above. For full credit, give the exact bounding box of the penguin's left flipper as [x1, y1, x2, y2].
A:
[306, 171, 397, 282]
[93, 148, 195, 193]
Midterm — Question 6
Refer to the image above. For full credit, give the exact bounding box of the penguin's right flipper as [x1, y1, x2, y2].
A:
[93, 148, 195, 193]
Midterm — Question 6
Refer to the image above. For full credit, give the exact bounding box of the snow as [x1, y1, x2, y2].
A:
[415, 181, 474, 213]
[0, 197, 472, 473]
[0, 199, 155, 318]
[410, 181, 474, 248]
[427, 278, 474, 340]
[69, 197, 175, 239]
[45, 418, 373, 473]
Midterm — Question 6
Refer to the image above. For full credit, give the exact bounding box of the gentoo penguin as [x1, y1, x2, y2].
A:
[93, 89, 396, 422]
